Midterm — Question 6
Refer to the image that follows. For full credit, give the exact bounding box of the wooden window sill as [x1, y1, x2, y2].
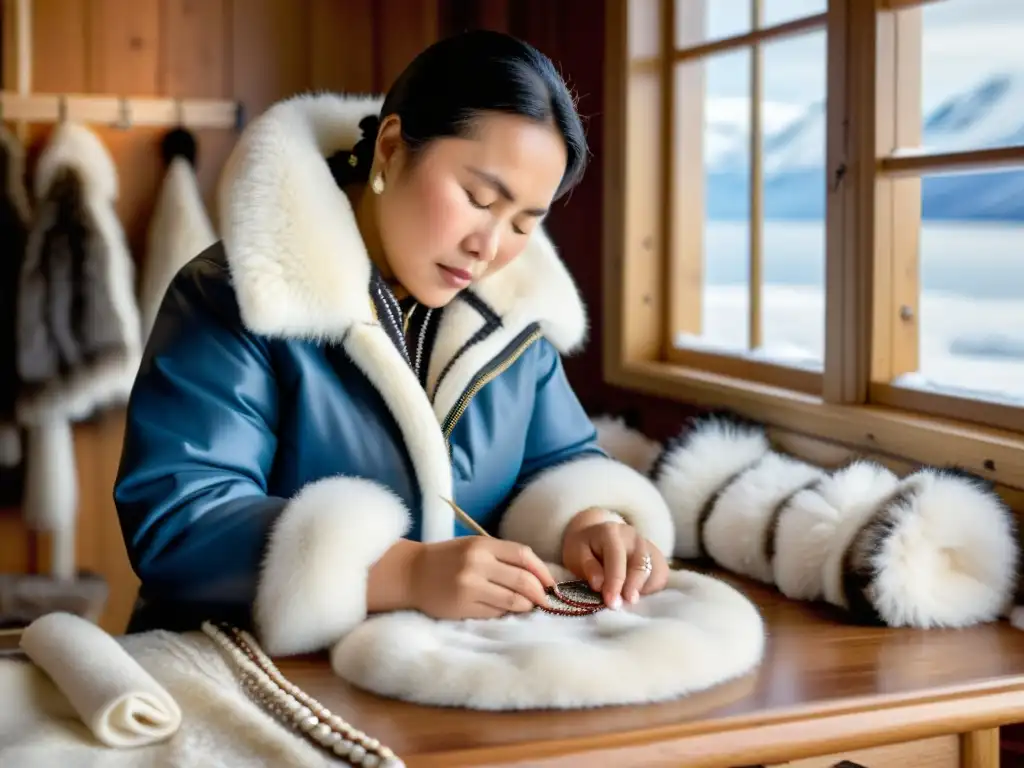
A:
[605, 358, 1024, 495]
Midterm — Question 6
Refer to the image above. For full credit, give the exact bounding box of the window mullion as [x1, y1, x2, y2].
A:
[748, 0, 764, 353]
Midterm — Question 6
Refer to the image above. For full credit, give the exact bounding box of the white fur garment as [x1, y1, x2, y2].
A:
[331, 565, 765, 710]
[140, 154, 216, 341]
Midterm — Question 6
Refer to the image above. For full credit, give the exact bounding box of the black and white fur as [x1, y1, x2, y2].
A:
[598, 410, 1021, 630]
[15, 123, 141, 581]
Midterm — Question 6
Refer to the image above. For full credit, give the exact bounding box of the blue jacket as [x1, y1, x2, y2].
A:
[114, 93, 674, 656]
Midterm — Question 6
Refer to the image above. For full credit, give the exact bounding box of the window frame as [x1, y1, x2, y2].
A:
[602, 0, 1024, 492]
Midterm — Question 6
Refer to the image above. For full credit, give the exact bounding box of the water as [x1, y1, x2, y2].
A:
[677, 220, 1024, 404]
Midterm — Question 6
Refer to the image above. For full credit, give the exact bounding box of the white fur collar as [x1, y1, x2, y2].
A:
[216, 92, 588, 353]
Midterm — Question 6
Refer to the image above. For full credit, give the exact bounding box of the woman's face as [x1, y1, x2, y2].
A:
[373, 112, 568, 307]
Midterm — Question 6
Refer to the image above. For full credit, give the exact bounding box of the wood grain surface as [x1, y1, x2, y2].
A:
[276, 571, 1024, 767]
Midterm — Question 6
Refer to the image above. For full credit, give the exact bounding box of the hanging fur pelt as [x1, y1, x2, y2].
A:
[139, 127, 216, 342]
[594, 410, 1020, 630]
[0, 126, 32, 468]
[15, 123, 141, 580]
[17, 121, 142, 425]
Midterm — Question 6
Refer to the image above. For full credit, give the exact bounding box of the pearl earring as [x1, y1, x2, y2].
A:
[371, 173, 385, 195]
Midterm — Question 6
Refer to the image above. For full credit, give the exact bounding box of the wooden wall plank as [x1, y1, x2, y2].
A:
[160, 0, 234, 217]
[161, 0, 229, 99]
[26, 0, 89, 93]
[310, 0, 375, 94]
[231, 0, 311, 117]
[87, 0, 161, 95]
[377, 0, 439, 90]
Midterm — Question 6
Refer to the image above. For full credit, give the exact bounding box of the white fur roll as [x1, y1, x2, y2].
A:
[651, 415, 771, 559]
[498, 455, 675, 563]
[859, 468, 1018, 628]
[772, 481, 842, 602]
[703, 452, 825, 585]
[819, 461, 901, 611]
[253, 476, 411, 657]
[591, 414, 663, 475]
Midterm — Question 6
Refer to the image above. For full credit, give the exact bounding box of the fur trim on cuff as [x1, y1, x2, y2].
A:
[498, 455, 675, 563]
[254, 476, 411, 656]
[591, 414, 663, 475]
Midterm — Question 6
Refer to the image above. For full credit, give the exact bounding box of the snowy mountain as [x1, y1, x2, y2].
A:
[705, 72, 1024, 221]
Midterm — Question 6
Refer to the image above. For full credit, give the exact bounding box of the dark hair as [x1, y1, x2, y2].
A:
[328, 30, 587, 200]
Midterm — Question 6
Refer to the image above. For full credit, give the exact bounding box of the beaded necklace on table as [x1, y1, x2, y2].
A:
[202, 621, 403, 768]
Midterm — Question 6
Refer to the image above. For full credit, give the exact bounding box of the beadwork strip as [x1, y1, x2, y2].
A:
[202, 621, 404, 768]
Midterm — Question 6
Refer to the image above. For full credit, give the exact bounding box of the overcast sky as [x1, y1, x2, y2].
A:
[701, 0, 1024, 109]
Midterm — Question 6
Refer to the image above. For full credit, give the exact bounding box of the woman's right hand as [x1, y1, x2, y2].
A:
[409, 537, 556, 620]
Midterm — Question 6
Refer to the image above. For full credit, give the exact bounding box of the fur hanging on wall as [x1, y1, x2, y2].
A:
[16, 121, 142, 425]
[139, 127, 216, 342]
[15, 122, 142, 580]
[0, 126, 32, 469]
[593, 410, 1021, 631]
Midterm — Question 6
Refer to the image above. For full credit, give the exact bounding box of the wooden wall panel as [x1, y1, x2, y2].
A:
[376, 0, 439, 88]
[310, 0, 375, 94]
[160, 0, 234, 216]
[161, 0, 230, 99]
[0, 0, 447, 634]
[88, 0, 161, 95]
[230, 0, 311, 117]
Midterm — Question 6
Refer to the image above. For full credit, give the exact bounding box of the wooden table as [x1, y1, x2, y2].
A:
[279, 572, 1024, 767]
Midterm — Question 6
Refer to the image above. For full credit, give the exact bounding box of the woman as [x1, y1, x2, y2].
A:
[114, 30, 675, 657]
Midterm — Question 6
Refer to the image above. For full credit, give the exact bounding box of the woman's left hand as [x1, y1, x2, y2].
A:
[561, 511, 669, 608]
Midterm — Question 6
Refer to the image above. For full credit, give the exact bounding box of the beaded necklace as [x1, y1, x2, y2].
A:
[202, 622, 403, 768]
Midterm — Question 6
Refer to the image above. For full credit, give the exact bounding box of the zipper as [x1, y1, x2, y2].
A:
[441, 324, 543, 444]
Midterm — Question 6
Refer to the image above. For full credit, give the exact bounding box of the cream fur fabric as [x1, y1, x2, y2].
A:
[0, 630, 336, 768]
[331, 564, 765, 710]
[19, 612, 180, 748]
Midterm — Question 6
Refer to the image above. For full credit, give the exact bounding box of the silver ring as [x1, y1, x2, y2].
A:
[638, 553, 653, 574]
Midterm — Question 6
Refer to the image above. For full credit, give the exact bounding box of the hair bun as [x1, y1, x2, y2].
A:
[358, 114, 381, 140]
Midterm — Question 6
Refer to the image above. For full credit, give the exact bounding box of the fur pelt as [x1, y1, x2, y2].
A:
[16, 122, 141, 425]
[139, 128, 216, 342]
[0, 126, 31, 468]
[646, 411, 1021, 630]
[331, 563, 765, 710]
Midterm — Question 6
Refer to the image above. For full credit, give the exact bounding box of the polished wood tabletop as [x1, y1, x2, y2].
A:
[279, 571, 1024, 767]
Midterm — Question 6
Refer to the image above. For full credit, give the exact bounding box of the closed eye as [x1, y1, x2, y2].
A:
[465, 190, 490, 209]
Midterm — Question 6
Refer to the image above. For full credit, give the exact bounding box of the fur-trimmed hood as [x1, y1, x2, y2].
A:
[215, 92, 588, 353]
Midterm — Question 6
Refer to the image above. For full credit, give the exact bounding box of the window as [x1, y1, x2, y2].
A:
[870, 0, 1024, 432]
[604, 0, 1024, 490]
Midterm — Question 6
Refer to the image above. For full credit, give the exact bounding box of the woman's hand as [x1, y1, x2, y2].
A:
[561, 509, 669, 608]
[408, 537, 557, 620]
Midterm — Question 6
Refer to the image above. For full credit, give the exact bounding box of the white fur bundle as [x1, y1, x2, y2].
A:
[591, 413, 663, 475]
[649, 411, 1020, 630]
